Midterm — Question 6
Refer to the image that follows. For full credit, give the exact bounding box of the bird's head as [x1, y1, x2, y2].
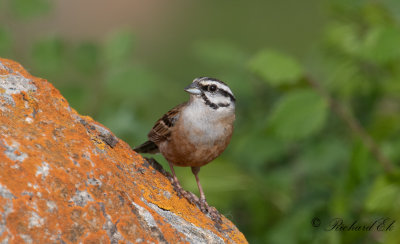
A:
[184, 77, 236, 112]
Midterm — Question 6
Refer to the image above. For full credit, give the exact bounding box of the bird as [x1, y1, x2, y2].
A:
[134, 77, 236, 211]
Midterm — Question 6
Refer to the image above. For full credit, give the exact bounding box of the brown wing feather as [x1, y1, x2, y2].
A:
[148, 102, 187, 143]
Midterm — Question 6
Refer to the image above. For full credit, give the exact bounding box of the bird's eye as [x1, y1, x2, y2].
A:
[209, 85, 217, 92]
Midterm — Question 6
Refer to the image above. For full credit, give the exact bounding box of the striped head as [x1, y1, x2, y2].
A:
[184, 77, 236, 112]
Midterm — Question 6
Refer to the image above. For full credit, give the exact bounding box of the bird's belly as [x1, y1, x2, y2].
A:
[159, 123, 232, 167]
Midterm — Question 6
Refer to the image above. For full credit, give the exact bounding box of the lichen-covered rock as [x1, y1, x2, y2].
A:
[0, 58, 247, 243]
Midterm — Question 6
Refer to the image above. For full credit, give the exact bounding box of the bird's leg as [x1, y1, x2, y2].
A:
[191, 166, 208, 212]
[168, 162, 182, 190]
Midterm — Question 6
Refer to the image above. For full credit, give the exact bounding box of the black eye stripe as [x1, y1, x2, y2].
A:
[201, 85, 209, 91]
[218, 88, 236, 102]
[198, 82, 236, 102]
[201, 85, 233, 96]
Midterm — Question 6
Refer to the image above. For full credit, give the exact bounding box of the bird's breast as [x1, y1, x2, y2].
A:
[159, 108, 235, 167]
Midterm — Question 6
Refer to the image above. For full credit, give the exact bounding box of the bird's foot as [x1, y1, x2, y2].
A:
[198, 198, 222, 223]
[173, 183, 198, 202]
[170, 178, 191, 200]
[199, 198, 208, 212]
[168, 176, 222, 223]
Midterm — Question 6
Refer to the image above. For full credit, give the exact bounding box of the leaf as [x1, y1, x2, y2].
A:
[268, 89, 328, 140]
[324, 23, 360, 56]
[365, 176, 400, 213]
[361, 27, 400, 64]
[248, 49, 303, 86]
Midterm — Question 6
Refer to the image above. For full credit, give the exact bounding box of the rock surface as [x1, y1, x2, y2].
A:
[0, 58, 247, 243]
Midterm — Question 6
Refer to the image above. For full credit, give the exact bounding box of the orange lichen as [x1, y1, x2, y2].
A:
[0, 57, 248, 243]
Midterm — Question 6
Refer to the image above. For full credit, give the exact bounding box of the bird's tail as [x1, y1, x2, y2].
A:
[133, 141, 159, 154]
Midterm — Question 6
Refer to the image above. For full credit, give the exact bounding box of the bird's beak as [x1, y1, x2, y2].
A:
[184, 83, 201, 95]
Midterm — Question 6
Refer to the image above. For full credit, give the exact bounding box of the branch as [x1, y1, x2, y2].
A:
[305, 76, 395, 173]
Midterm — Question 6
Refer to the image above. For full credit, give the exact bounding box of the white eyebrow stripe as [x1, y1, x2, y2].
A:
[200, 81, 223, 86]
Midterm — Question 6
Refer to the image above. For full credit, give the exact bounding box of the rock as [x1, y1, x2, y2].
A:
[0, 58, 247, 243]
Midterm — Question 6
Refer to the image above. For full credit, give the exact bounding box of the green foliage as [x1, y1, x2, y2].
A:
[365, 176, 400, 213]
[1, 0, 400, 243]
[268, 89, 328, 140]
[249, 49, 303, 86]
[361, 26, 400, 64]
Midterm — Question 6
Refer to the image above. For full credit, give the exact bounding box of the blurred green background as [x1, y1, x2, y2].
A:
[2, 0, 400, 243]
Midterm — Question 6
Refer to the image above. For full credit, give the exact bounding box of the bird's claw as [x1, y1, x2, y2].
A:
[199, 198, 208, 212]
[198, 199, 222, 223]
[169, 173, 222, 223]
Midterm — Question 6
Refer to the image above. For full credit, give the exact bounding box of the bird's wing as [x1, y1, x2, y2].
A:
[148, 102, 187, 143]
